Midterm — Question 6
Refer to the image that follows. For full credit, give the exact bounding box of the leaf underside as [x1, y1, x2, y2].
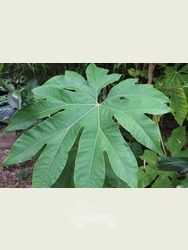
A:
[2, 64, 171, 188]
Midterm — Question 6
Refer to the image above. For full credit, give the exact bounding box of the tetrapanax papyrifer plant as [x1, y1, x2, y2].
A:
[2, 64, 171, 188]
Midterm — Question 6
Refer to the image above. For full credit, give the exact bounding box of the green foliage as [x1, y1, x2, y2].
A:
[156, 126, 188, 183]
[154, 64, 188, 126]
[0, 63, 41, 125]
[138, 150, 179, 188]
[1, 64, 170, 188]
[0, 63, 4, 72]
[178, 175, 188, 188]
[139, 126, 188, 188]
[0, 78, 39, 125]
[1, 63, 49, 85]
[1, 63, 188, 188]
[1, 63, 90, 86]
[127, 68, 141, 77]
[164, 126, 188, 157]
[156, 157, 188, 172]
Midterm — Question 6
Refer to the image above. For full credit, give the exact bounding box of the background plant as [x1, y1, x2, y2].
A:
[138, 126, 188, 188]
[0, 64, 40, 128]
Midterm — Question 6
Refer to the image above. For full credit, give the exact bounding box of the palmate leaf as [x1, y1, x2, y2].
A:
[2, 64, 171, 188]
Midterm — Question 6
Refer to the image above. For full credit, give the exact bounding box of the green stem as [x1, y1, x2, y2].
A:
[0, 78, 15, 92]
[153, 115, 167, 156]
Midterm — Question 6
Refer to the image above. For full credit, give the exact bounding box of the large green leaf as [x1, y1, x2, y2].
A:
[2, 64, 171, 188]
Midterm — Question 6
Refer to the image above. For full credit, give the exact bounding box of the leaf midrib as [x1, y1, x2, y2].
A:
[86, 105, 100, 187]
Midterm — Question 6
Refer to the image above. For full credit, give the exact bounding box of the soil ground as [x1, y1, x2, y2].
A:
[0, 150, 33, 188]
